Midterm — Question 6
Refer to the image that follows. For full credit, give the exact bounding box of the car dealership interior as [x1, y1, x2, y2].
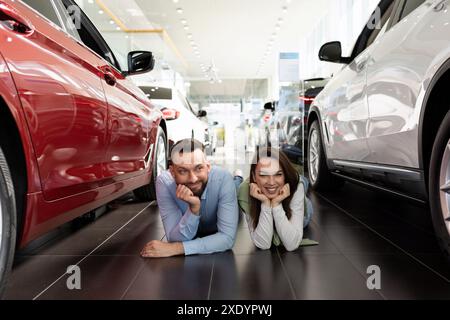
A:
[0, 0, 449, 301]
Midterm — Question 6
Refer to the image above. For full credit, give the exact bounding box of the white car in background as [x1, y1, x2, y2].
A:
[308, 0, 450, 260]
[140, 86, 211, 151]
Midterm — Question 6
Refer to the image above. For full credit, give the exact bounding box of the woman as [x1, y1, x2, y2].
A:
[238, 147, 313, 251]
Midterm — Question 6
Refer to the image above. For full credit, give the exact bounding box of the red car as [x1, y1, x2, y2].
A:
[0, 0, 168, 294]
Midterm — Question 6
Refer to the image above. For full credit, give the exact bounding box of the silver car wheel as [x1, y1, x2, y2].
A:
[439, 138, 450, 236]
[156, 135, 167, 177]
[309, 128, 319, 183]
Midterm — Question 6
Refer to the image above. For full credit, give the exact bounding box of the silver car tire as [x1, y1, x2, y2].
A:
[429, 110, 450, 261]
[307, 120, 344, 190]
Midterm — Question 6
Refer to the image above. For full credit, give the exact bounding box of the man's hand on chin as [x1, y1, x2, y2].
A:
[140, 240, 185, 258]
[176, 185, 201, 215]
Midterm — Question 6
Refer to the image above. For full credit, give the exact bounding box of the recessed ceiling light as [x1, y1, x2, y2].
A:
[187, 33, 193, 39]
[176, 8, 183, 14]
[116, 27, 121, 31]
[278, 18, 284, 23]
[184, 25, 189, 30]
[173, 0, 179, 3]
[181, 19, 187, 24]
[282, 6, 288, 13]
[109, 20, 115, 25]
[98, 10, 104, 14]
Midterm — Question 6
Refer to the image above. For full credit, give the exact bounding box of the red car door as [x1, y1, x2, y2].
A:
[0, 0, 109, 201]
[102, 68, 160, 180]
[61, 2, 160, 180]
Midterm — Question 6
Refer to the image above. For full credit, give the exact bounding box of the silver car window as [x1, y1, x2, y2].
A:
[366, 1, 396, 48]
[399, 0, 426, 20]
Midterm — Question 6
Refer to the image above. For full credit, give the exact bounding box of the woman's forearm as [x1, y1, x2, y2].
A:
[272, 205, 304, 251]
[247, 204, 274, 249]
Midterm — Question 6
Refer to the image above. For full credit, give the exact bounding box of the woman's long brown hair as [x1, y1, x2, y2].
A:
[249, 147, 299, 229]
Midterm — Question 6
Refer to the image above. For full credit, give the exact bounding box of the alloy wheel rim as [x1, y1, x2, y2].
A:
[156, 135, 167, 177]
[309, 128, 319, 183]
[439, 139, 450, 237]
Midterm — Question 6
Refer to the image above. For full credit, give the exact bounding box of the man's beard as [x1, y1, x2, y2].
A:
[187, 181, 207, 197]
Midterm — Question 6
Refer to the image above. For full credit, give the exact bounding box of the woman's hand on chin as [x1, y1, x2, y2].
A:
[250, 183, 271, 207]
[271, 184, 290, 208]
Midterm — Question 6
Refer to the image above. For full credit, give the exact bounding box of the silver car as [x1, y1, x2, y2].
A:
[308, 0, 450, 259]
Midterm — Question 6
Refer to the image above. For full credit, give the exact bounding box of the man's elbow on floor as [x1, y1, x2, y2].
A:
[217, 235, 235, 252]
[225, 236, 236, 251]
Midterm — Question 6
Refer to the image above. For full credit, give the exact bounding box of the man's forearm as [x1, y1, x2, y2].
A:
[167, 208, 201, 242]
[183, 232, 234, 255]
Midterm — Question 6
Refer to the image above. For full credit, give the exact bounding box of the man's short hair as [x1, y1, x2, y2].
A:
[169, 139, 205, 164]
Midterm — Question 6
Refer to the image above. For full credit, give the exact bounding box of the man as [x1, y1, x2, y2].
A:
[141, 139, 239, 258]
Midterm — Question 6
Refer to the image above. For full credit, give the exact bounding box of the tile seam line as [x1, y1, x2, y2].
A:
[340, 250, 388, 300]
[316, 192, 450, 283]
[275, 247, 298, 300]
[120, 262, 146, 300]
[32, 201, 155, 300]
[310, 220, 385, 300]
[207, 260, 215, 300]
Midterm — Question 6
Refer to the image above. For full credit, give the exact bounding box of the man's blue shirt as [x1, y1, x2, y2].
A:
[155, 166, 239, 255]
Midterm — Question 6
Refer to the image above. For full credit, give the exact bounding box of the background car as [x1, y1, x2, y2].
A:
[257, 78, 330, 165]
[308, 0, 450, 260]
[139, 86, 212, 154]
[0, 0, 168, 295]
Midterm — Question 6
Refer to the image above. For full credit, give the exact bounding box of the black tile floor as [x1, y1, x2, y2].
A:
[4, 182, 450, 300]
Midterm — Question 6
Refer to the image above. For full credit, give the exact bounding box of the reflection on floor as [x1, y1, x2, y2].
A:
[5, 179, 450, 300]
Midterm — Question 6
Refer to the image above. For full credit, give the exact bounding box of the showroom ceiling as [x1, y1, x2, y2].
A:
[90, 0, 331, 81]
